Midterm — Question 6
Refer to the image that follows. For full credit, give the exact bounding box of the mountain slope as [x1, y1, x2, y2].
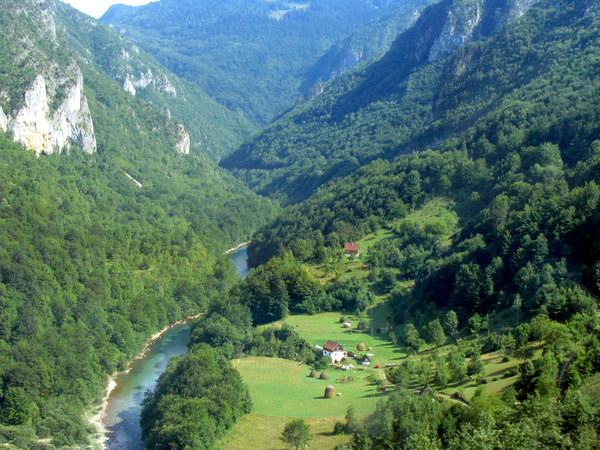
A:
[247, 0, 600, 282]
[222, 0, 538, 204]
[101, 0, 433, 126]
[0, 1, 278, 447]
[239, 2, 600, 446]
[55, 1, 255, 161]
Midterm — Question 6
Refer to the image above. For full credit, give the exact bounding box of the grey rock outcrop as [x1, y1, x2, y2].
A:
[7, 68, 96, 155]
[176, 124, 190, 154]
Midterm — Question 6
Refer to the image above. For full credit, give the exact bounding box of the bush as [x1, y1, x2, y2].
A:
[333, 421, 346, 435]
[503, 366, 519, 378]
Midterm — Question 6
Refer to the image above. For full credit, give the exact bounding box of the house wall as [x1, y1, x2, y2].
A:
[324, 350, 345, 362]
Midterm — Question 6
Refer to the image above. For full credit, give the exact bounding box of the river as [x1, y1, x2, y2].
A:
[102, 245, 249, 449]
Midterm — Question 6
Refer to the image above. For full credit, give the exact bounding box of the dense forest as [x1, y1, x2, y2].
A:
[222, 0, 588, 205]
[4, 0, 600, 448]
[101, 0, 432, 126]
[0, 132, 276, 447]
[0, 1, 278, 447]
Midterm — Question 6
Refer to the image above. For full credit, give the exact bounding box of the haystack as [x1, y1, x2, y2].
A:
[343, 322, 352, 328]
[320, 372, 329, 380]
[357, 342, 367, 351]
[309, 369, 318, 378]
[324, 385, 335, 398]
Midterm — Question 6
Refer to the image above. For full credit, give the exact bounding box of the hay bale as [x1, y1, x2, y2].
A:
[343, 322, 352, 328]
[320, 372, 329, 380]
[357, 342, 367, 351]
[309, 369, 318, 378]
[324, 385, 335, 398]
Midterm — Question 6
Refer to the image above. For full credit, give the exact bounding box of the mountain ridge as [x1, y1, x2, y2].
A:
[221, 0, 538, 204]
[101, 0, 435, 126]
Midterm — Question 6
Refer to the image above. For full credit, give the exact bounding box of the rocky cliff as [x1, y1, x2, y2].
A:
[0, 0, 97, 155]
[427, 0, 537, 62]
[1, 69, 96, 155]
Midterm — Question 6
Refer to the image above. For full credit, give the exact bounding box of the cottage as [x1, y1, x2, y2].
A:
[344, 242, 360, 258]
[323, 340, 347, 363]
[358, 355, 371, 367]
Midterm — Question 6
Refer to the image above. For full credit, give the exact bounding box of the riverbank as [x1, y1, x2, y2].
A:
[88, 313, 202, 449]
[225, 241, 251, 255]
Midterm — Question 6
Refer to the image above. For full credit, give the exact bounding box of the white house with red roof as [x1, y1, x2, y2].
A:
[323, 340, 347, 363]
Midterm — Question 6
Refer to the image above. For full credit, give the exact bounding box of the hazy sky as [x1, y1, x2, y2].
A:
[64, 0, 152, 19]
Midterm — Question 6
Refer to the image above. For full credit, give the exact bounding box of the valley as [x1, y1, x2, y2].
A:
[1, 0, 600, 448]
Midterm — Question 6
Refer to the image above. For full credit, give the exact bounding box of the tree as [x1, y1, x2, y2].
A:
[449, 351, 467, 382]
[281, 419, 312, 449]
[434, 356, 450, 388]
[425, 319, 446, 348]
[345, 405, 364, 435]
[404, 323, 423, 353]
[467, 355, 485, 377]
[513, 294, 522, 327]
[444, 310, 459, 340]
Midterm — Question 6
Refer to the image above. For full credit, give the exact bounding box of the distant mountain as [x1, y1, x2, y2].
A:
[101, 0, 433, 126]
[221, 0, 539, 204]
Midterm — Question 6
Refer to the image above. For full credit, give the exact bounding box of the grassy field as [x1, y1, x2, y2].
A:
[232, 357, 386, 417]
[283, 309, 406, 368]
[220, 355, 385, 449]
[216, 413, 350, 449]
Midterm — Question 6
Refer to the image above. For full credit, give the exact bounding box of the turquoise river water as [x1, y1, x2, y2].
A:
[103, 245, 249, 449]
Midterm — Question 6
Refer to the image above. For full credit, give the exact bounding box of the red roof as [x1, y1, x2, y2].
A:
[345, 243, 359, 252]
[323, 340, 344, 352]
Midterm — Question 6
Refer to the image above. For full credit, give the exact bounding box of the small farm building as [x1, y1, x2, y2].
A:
[344, 242, 360, 258]
[323, 340, 347, 363]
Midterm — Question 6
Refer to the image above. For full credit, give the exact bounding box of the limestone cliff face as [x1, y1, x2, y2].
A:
[176, 124, 191, 154]
[412, 0, 537, 64]
[123, 67, 177, 97]
[116, 46, 178, 98]
[428, 0, 484, 61]
[4, 69, 96, 155]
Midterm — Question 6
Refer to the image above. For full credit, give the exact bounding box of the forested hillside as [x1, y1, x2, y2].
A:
[222, 0, 540, 204]
[53, 1, 255, 161]
[248, 0, 600, 292]
[101, 0, 432, 126]
[223, 0, 600, 445]
[0, 1, 278, 447]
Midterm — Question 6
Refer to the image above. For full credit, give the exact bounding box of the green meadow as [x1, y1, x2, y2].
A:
[232, 357, 385, 417]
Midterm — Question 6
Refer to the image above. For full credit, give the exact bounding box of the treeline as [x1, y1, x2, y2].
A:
[224, 252, 375, 324]
[345, 373, 600, 448]
[139, 344, 252, 449]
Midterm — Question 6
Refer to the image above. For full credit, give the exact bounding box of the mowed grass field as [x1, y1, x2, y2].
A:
[232, 357, 386, 417]
[219, 311, 400, 448]
[282, 310, 405, 368]
[216, 414, 350, 449]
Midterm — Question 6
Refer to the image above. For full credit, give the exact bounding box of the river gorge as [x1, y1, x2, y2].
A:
[102, 245, 249, 449]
